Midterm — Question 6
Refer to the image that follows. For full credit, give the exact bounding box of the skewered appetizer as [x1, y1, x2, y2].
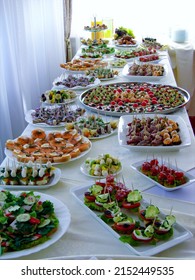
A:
[41, 89, 76, 104]
[85, 68, 118, 80]
[5, 128, 91, 164]
[65, 114, 118, 138]
[115, 47, 157, 59]
[0, 162, 55, 186]
[140, 158, 187, 188]
[84, 154, 122, 177]
[141, 37, 167, 51]
[30, 105, 85, 126]
[139, 54, 160, 62]
[126, 116, 181, 146]
[83, 175, 177, 246]
[127, 62, 165, 76]
[81, 44, 115, 55]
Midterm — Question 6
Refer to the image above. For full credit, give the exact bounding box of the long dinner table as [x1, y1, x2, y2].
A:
[1, 51, 195, 260]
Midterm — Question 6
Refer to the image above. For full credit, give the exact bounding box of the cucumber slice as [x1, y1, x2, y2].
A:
[0, 192, 7, 201]
[16, 213, 31, 222]
[38, 218, 51, 228]
[23, 195, 36, 205]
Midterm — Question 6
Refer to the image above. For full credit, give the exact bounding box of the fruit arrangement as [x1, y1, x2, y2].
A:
[114, 26, 135, 40]
[140, 158, 187, 188]
[41, 89, 76, 104]
[65, 114, 118, 138]
[83, 175, 176, 245]
[83, 154, 122, 177]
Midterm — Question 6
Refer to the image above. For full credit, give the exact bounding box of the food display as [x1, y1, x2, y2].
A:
[138, 54, 160, 62]
[110, 58, 127, 68]
[141, 37, 167, 51]
[80, 38, 109, 46]
[84, 23, 107, 31]
[113, 26, 135, 40]
[131, 158, 195, 191]
[85, 68, 119, 80]
[71, 175, 192, 255]
[27, 105, 85, 127]
[40, 89, 77, 104]
[65, 114, 118, 139]
[79, 52, 103, 59]
[115, 35, 137, 46]
[60, 58, 108, 72]
[5, 128, 91, 164]
[79, 82, 189, 116]
[53, 74, 99, 90]
[81, 154, 122, 177]
[81, 44, 115, 56]
[115, 47, 157, 60]
[125, 62, 165, 77]
[125, 115, 181, 147]
[0, 162, 55, 186]
[0, 190, 59, 255]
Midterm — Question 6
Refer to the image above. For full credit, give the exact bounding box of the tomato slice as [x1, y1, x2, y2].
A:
[84, 192, 96, 202]
[122, 201, 140, 209]
[139, 209, 154, 221]
[113, 223, 135, 233]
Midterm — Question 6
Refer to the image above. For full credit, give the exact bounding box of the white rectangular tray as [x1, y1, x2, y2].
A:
[70, 184, 193, 256]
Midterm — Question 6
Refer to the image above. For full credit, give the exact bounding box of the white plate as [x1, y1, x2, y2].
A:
[122, 63, 167, 81]
[80, 162, 122, 179]
[0, 191, 71, 259]
[53, 75, 100, 91]
[70, 184, 193, 256]
[4, 132, 92, 165]
[42, 96, 77, 105]
[0, 168, 61, 190]
[99, 75, 118, 81]
[118, 114, 191, 152]
[89, 128, 117, 140]
[131, 160, 195, 191]
[115, 43, 138, 48]
[25, 110, 65, 128]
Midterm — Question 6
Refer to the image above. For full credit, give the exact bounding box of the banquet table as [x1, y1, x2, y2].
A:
[1, 52, 195, 260]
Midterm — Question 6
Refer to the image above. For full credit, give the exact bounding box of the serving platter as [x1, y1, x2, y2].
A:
[118, 114, 191, 152]
[4, 130, 92, 165]
[79, 82, 190, 116]
[0, 191, 71, 259]
[122, 62, 168, 81]
[71, 184, 193, 256]
[130, 159, 195, 192]
[0, 168, 61, 190]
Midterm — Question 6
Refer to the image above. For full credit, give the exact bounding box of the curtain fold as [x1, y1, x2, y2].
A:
[63, 0, 72, 62]
[0, 0, 65, 163]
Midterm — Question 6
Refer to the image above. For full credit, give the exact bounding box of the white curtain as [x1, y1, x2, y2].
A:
[0, 0, 65, 163]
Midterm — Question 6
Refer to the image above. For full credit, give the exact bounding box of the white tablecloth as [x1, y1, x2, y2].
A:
[1, 54, 195, 260]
